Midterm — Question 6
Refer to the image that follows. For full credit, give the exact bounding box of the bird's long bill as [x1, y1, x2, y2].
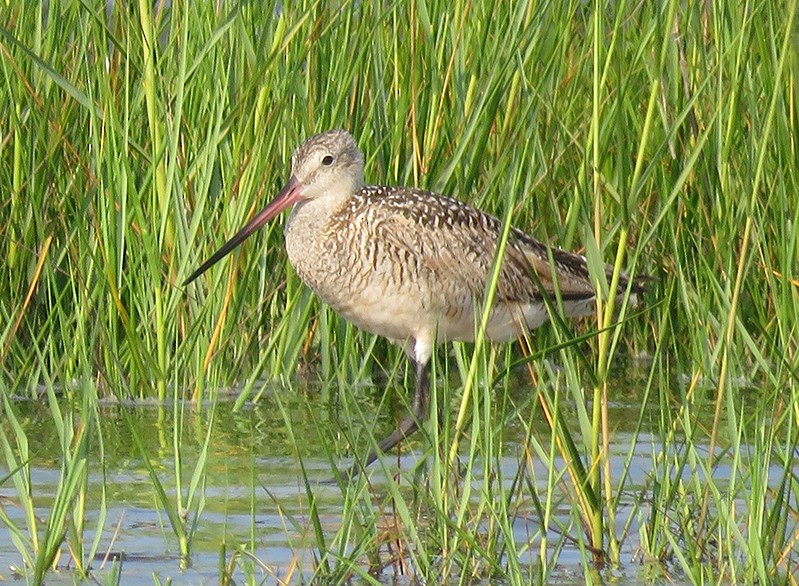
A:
[182, 176, 301, 286]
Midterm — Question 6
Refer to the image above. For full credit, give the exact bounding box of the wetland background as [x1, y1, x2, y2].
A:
[1, 0, 798, 583]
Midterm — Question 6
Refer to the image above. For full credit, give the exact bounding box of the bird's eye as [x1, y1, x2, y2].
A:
[321, 154, 334, 166]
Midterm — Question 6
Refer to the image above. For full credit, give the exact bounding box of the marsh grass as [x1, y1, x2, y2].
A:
[122, 393, 214, 565]
[0, 382, 104, 582]
[2, 0, 799, 583]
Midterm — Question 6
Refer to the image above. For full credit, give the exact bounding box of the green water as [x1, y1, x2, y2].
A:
[0, 375, 772, 584]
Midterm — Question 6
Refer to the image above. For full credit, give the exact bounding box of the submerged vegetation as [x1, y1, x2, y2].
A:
[1, 0, 798, 583]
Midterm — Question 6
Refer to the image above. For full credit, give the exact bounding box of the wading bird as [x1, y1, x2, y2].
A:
[184, 130, 645, 478]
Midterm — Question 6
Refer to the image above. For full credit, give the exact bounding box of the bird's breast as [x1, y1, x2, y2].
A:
[283, 201, 447, 342]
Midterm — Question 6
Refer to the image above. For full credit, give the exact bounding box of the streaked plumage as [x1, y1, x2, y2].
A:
[184, 130, 645, 479]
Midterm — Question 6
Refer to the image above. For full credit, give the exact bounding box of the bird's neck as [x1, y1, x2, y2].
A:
[285, 187, 359, 238]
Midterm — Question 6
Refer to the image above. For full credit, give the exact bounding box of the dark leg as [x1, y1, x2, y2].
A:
[373, 357, 429, 458]
[332, 358, 430, 483]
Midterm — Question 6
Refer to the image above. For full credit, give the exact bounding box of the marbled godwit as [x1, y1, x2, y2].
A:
[184, 130, 645, 477]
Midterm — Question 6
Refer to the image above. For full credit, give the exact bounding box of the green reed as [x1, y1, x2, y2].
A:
[0, 381, 104, 582]
[2, 0, 799, 583]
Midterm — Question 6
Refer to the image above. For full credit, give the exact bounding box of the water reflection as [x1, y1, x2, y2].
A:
[0, 376, 785, 584]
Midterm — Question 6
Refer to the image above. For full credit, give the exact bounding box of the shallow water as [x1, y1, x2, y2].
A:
[0, 377, 784, 584]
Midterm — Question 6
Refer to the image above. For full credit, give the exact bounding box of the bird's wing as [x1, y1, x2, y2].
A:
[511, 231, 598, 300]
[373, 192, 597, 304]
